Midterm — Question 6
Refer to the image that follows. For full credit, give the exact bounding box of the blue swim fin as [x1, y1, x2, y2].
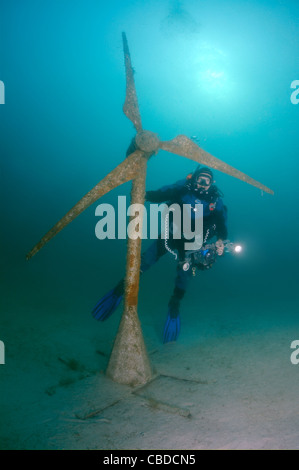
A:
[163, 311, 181, 343]
[92, 281, 124, 321]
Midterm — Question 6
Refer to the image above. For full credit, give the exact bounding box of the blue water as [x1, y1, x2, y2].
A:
[1, 0, 299, 449]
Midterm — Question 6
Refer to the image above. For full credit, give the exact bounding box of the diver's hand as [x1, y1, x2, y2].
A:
[216, 239, 225, 256]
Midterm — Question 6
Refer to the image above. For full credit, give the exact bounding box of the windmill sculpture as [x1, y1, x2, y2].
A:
[26, 32, 274, 386]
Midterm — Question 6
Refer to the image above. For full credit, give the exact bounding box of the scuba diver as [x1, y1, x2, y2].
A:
[92, 157, 228, 344]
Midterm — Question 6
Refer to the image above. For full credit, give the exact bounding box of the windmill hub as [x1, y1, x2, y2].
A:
[135, 130, 160, 154]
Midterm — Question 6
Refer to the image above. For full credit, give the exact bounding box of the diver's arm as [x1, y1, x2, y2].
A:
[145, 179, 186, 203]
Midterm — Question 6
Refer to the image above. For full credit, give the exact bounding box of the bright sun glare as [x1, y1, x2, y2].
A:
[195, 42, 233, 97]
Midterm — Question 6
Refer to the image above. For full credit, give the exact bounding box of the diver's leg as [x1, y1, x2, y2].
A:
[169, 266, 192, 316]
[163, 266, 192, 343]
[92, 239, 166, 321]
[140, 238, 167, 274]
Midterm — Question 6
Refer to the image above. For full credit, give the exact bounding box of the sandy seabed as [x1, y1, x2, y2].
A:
[1, 284, 299, 451]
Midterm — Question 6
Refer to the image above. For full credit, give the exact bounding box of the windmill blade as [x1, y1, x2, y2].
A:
[160, 135, 274, 195]
[26, 151, 144, 260]
[122, 32, 143, 133]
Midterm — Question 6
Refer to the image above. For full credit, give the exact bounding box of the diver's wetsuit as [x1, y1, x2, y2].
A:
[140, 177, 228, 318]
